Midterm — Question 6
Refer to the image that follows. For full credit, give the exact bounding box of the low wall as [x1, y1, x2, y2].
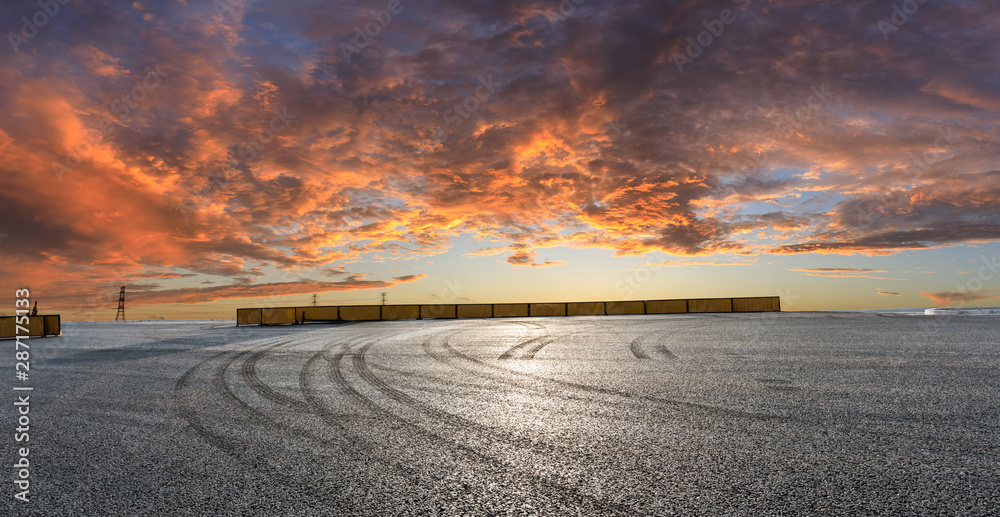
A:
[297, 306, 340, 322]
[457, 304, 493, 319]
[606, 301, 646, 315]
[567, 302, 604, 316]
[43, 315, 61, 335]
[646, 299, 687, 314]
[237, 308, 262, 325]
[381, 305, 420, 320]
[235, 296, 779, 325]
[421, 305, 456, 319]
[340, 305, 382, 322]
[0, 315, 61, 338]
[262, 307, 296, 325]
[733, 297, 781, 312]
[493, 304, 529, 318]
[688, 298, 733, 313]
[530, 303, 567, 317]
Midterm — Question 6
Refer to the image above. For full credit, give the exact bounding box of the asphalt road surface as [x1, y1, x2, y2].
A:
[4, 313, 999, 515]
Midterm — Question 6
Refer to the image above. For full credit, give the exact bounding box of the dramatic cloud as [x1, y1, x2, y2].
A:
[129, 274, 426, 305]
[0, 0, 998, 313]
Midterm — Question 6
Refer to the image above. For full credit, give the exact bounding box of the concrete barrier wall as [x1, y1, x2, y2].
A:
[381, 305, 420, 320]
[421, 305, 457, 319]
[236, 295, 779, 325]
[237, 308, 262, 326]
[646, 299, 688, 314]
[567, 302, 605, 316]
[297, 306, 339, 321]
[732, 296, 780, 312]
[340, 305, 382, 322]
[2, 315, 61, 337]
[688, 298, 733, 313]
[44, 315, 61, 336]
[262, 307, 296, 325]
[606, 301, 646, 315]
[27, 317, 45, 336]
[493, 303, 529, 317]
[530, 303, 567, 317]
[457, 304, 493, 318]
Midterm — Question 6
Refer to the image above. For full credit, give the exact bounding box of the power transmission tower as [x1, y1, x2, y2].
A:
[380, 292, 387, 305]
[312, 293, 318, 307]
[115, 286, 127, 321]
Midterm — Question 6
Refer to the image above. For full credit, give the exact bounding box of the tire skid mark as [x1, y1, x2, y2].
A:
[176, 333, 424, 509]
[630, 337, 678, 360]
[497, 320, 550, 360]
[174, 349, 248, 454]
[523, 338, 555, 359]
[320, 335, 632, 515]
[366, 361, 512, 398]
[353, 339, 587, 457]
[174, 340, 342, 502]
[354, 321, 988, 471]
[239, 339, 310, 410]
[652, 344, 678, 360]
[629, 338, 650, 359]
[421, 331, 620, 408]
[498, 336, 549, 360]
[498, 320, 595, 360]
[622, 321, 716, 360]
[437, 328, 795, 424]
[353, 340, 487, 431]
[298, 333, 389, 430]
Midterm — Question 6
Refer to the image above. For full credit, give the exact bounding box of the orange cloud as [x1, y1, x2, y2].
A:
[128, 275, 426, 306]
[919, 290, 999, 307]
[1, 0, 999, 316]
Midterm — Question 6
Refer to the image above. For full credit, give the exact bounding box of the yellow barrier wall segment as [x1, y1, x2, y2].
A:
[26, 316, 45, 336]
[646, 299, 688, 314]
[493, 304, 529, 317]
[457, 304, 493, 318]
[340, 305, 382, 321]
[1, 316, 61, 337]
[261, 307, 295, 324]
[732, 297, 780, 312]
[43, 315, 60, 336]
[530, 303, 566, 317]
[297, 306, 339, 321]
[688, 298, 733, 313]
[237, 296, 779, 326]
[236, 308, 262, 326]
[420, 305, 457, 319]
[566, 302, 604, 316]
[381, 305, 420, 320]
[606, 301, 645, 315]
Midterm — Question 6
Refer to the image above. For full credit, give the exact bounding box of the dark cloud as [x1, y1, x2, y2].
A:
[0, 0, 998, 311]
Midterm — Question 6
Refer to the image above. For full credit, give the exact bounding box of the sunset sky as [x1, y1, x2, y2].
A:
[1, 0, 998, 320]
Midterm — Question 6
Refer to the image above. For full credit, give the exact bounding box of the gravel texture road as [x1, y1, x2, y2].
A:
[3, 312, 999, 515]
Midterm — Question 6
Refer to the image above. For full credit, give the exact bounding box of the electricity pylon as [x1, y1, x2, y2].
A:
[115, 286, 126, 321]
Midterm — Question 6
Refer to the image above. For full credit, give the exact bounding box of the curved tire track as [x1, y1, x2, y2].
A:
[315, 334, 633, 515]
